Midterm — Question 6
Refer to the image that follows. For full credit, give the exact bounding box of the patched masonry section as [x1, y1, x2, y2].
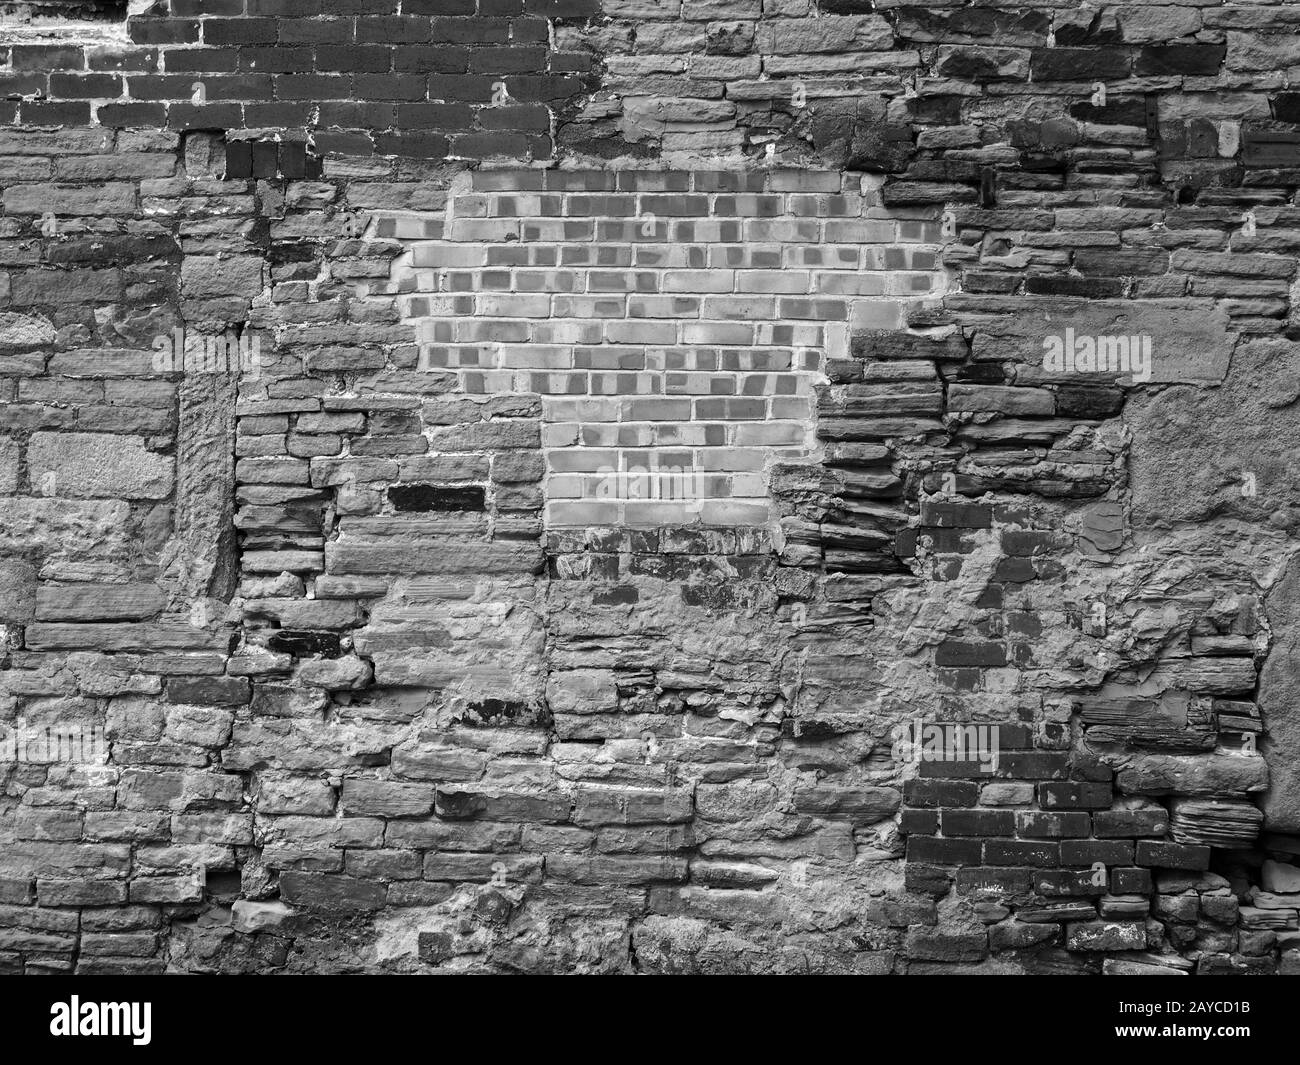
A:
[365, 169, 949, 527]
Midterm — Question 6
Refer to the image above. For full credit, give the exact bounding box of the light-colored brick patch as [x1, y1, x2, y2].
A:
[368, 170, 949, 528]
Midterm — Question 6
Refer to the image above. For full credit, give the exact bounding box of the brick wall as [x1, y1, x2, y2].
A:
[0, 0, 595, 159]
[373, 168, 946, 527]
[2, 0, 1300, 975]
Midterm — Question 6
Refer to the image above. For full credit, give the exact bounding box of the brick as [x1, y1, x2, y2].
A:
[903, 780, 979, 808]
[940, 809, 1015, 837]
[1135, 841, 1211, 871]
[1109, 868, 1152, 895]
[1059, 840, 1134, 867]
[1037, 782, 1113, 810]
[1092, 809, 1169, 838]
[1035, 869, 1106, 897]
[1015, 812, 1091, 839]
[955, 866, 1032, 895]
[905, 836, 981, 865]
[984, 840, 1059, 868]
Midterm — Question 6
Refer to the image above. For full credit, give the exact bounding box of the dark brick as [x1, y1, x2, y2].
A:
[0, 73, 47, 96]
[916, 757, 992, 779]
[12, 45, 83, 70]
[1034, 869, 1105, 897]
[374, 133, 450, 158]
[276, 74, 351, 100]
[125, 75, 198, 100]
[240, 46, 315, 73]
[280, 18, 357, 44]
[906, 836, 982, 865]
[248, 0, 322, 13]
[162, 48, 240, 73]
[955, 866, 1032, 894]
[903, 780, 979, 808]
[319, 102, 397, 127]
[1135, 841, 1211, 871]
[204, 18, 278, 45]
[21, 102, 92, 124]
[997, 751, 1070, 780]
[1016, 811, 1091, 839]
[396, 103, 475, 130]
[279, 142, 323, 179]
[88, 46, 159, 73]
[451, 132, 531, 158]
[467, 47, 549, 74]
[899, 809, 938, 835]
[201, 74, 275, 101]
[427, 15, 514, 44]
[167, 103, 245, 130]
[524, 0, 599, 15]
[356, 15, 432, 44]
[1110, 867, 1152, 895]
[1026, 275, 1124, 299]
[49, 74, 123, 98]
[1092, 809, 1169, 838]
[478, 103, 550, 132]
[245, 103, 315, 126]
[355, 73, 430, 100]
[940, 808, 1015, 837]
[1136, 44, 1226, 77]
[405, 0, 474, 10]
[504, 73, 582, 102]
[904, 927, 988, 962]
[316, 46, 392, 73]
[98, 103, 168, 127]
[428, 74, 502, 102]
[1059, 840, 1134, 867]
[313, 131, 374, 155]
[984, 840, 1059, 868]
[225, 140, 253, 178]
[172, 0, 243, 11]
[394, 46, 470, 74]
[905, 863, 954, 897]
[252, 141, 279, 178]
[389, 485, 485, 511]
[1037, 782, 1112, 810]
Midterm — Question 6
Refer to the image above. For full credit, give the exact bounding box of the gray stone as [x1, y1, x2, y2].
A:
[27, 432, 173, 500]
[0, 559, 36, 622]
